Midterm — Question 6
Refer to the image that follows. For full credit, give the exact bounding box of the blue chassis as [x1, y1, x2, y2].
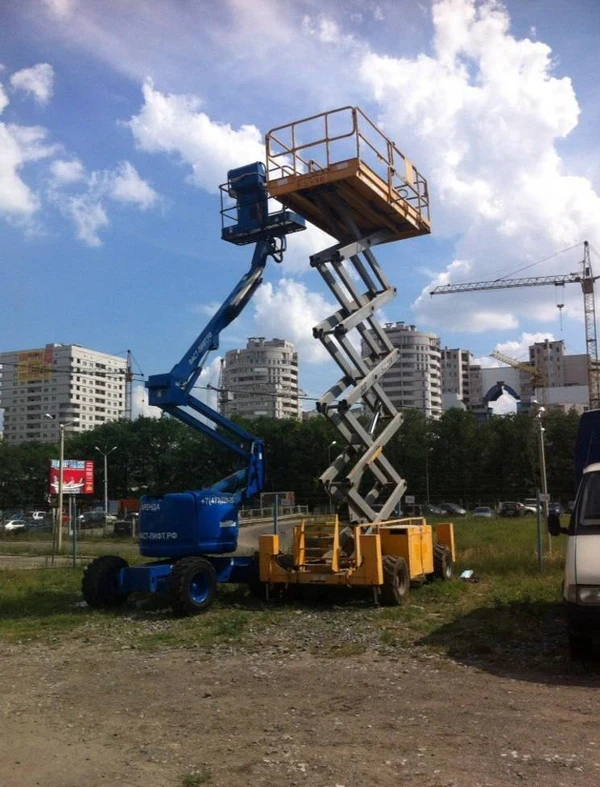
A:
[118, 556, 255, 596]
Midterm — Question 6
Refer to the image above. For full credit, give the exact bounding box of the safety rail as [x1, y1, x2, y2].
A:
[266, 106, 430, 233]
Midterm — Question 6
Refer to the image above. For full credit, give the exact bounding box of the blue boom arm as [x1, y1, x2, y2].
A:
[146, 162, 305, 502]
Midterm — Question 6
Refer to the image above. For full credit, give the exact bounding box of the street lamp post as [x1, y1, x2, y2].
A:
[535, 408, 549, 522]
[425, 447, 430, 505]
[95, 445, 118, 536]
[327, 440, 337, 514]
[45, 414, 77, 556]
[424, 433, 438, 505]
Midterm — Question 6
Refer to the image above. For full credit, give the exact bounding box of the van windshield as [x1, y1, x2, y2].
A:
[578, 472, 600, 527]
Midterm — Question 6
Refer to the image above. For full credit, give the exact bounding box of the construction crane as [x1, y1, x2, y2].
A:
[489, 349, 546, 404]
[431, 241, 600, 409]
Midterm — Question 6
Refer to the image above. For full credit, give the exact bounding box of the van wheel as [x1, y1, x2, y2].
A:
[380, 555, 409, 606]
[568, 632, 593, 660]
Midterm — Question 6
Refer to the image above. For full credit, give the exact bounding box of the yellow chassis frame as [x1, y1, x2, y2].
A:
[259, 517, 455, 588]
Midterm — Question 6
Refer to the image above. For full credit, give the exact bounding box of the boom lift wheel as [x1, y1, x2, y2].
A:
[168, 557, 217, 616]
[380, 555, 410, 606]
[82, 555, 130, 609]
[434, 543, 453, 581]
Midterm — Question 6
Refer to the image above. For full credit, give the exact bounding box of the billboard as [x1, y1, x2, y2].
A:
[49, 460, 95, 495]
[18, 347, 54, 383]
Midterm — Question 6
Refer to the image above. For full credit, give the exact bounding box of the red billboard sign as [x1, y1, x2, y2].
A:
[49, 460, 95, 495]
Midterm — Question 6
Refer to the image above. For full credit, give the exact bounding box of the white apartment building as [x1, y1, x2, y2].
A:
[220, 337, 301, 420]
[0, 343, 127, 444]
[363, 322, 442, 418]
[441, 348, 474, 405]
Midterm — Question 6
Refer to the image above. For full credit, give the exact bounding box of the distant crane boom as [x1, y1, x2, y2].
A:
[489, 350, 546, 403]
[431, 241, 600, 409]
[432, 271, 582, 294]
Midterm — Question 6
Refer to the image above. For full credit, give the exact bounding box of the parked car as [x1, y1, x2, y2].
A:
[498, 501, 526, 517]
[439, 503, 467, 516]
[473, 506, 493, 519]
[78, 511, 117, 528]
[521, 503, 538, 515]
[113, 512, 139, 537]
[24, 518, 53, 532]
[422, 503, 446, 516]
[4, 518, 27, 532]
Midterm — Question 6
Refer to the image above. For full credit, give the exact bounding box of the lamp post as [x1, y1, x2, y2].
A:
[45, 414, 77, 555]
[424, 433, 438, 505]
[425, 446, 430, 505]
[535, 407, 549, 522]
[327, 440, 337, 514]
[95, 445, 117, 536]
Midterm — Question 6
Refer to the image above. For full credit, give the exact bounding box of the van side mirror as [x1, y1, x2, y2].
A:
[548, 511, 568, 536]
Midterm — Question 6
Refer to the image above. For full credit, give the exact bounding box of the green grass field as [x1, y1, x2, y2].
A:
[0, 516, 571, 673]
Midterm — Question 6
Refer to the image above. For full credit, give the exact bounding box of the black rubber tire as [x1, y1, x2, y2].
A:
[434, 543, 453, 581]
[168, 557, 217, 616]
[82, 555, 129, 609]
[380, 555, 410, 606]
[568, 632, 593, 660]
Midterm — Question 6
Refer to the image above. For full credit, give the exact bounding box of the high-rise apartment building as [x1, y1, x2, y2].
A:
[0, 343, 128, 444]
[363, 322, 442, 418]
[220, 337, 301, 420]
[441, 348, 474, 405]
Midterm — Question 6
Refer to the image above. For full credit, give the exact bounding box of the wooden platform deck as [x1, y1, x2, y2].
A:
[268, 157, 430, 243]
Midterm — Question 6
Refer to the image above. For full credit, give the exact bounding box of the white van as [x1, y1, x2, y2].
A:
[549, 461, 600, 657]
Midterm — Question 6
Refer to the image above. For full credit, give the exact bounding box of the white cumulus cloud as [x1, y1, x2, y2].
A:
[63, 194, 108, 247]
[127, 79, 265, 193]
[252, 278, 336, 363]
[49, 158, 85, 185]
[105, 160, 158, 210]
[0, 121, 57, 217]
[50, 160, 158, 245]
[10, 63, 55, 104]
[43, 0, 78, 18]
[132, 382, 161, 419]
[359, 0, 600, 333]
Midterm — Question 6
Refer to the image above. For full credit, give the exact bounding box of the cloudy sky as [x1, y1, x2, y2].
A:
[2, 0, 599, 416]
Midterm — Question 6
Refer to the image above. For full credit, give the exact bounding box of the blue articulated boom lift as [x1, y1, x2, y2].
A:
[82, 162, 305, 615]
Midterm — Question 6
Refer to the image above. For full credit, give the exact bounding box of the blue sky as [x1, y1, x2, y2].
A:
[2, 0, 600, 417]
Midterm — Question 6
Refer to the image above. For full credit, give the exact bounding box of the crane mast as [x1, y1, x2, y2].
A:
[431, 241, 600, 409]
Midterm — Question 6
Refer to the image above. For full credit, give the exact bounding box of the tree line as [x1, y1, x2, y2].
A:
[0, 407, 582, 512]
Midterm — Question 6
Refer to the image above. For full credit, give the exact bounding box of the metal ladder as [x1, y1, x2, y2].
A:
[311, 197, 406, 524]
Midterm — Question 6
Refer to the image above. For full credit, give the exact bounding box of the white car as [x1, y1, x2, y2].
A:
[4, 518, 27, 532]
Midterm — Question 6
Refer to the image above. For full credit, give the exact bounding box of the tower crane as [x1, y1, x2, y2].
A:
[489, 349, 546, 404]
[431, 241, 600, 409]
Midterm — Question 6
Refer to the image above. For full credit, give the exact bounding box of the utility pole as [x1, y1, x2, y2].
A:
[45, 414, 77, 557]
[57, 423, 65, 556]
[95, 446, 118, 536]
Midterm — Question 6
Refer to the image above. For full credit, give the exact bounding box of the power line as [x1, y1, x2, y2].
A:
[204, 383, 319, 403]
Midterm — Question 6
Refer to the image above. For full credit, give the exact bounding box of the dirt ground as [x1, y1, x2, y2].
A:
[2, 631, 600, 787]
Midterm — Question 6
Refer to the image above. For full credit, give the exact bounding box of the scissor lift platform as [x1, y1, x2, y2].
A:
[266, 106, 431, 243]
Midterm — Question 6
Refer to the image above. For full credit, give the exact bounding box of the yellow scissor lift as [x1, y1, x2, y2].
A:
[257, 107, 454, 604]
